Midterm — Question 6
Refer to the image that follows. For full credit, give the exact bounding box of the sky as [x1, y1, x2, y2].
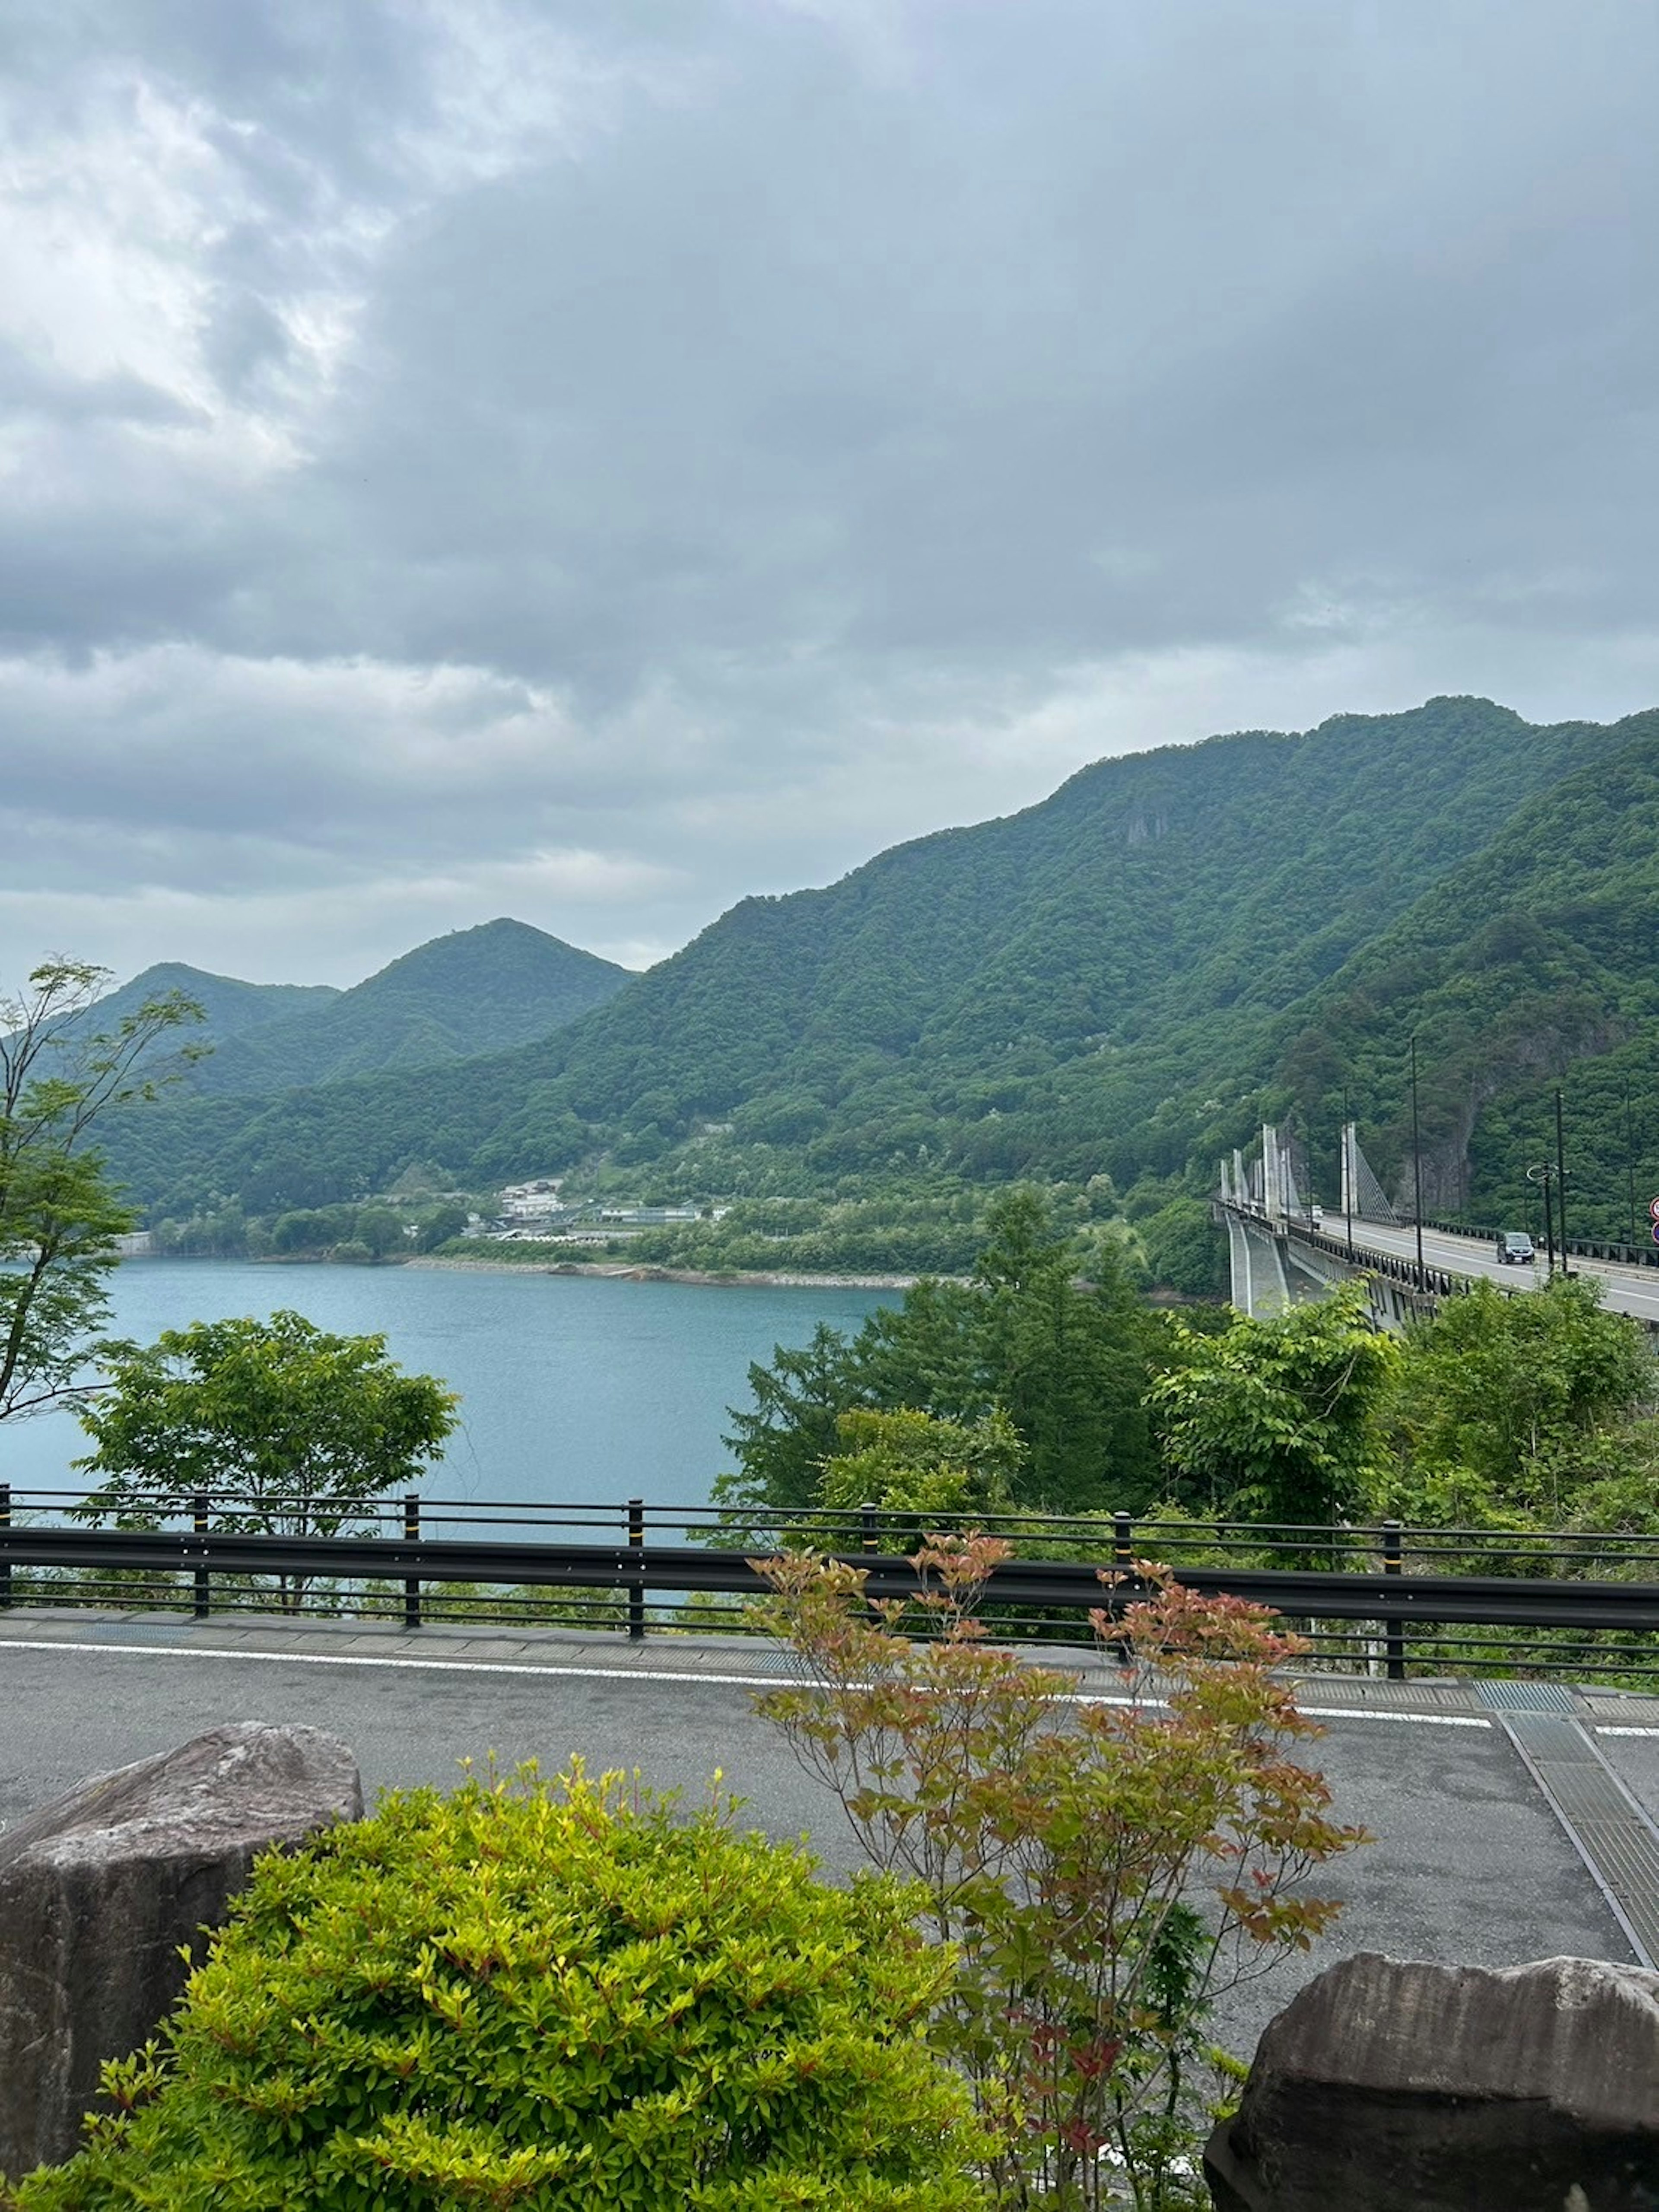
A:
[4, 0, 1658, 987]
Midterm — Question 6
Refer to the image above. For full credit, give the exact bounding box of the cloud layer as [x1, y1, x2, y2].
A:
[5, 0, 1658, 983]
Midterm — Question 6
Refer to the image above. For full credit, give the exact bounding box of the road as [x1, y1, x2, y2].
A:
[1299, 1215, 1659, 1325]
[2, 1615, 1653, 2058]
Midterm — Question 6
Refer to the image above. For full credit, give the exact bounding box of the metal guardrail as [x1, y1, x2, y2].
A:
[1278, 1216, 1460, 1297]
[1224, 1194, 1659, 1279]
[1216, 1200, 1457, 1299]
[3, 1488, 1657, 1684]
[1420, 1215, 1659, 1269]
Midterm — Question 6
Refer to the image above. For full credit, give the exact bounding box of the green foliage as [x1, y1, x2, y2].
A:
[755, 1539, 1367, 2211]
[602, 1186, 991, 1277]
[35, 965, 333, 1053]
[720, 1323, 862, 1516]
[153, 1194, 476, 1263]
[159, 921, 629, 1102]
[0, 960, 203, 1425]
[1135, 1198, 1227, 1301]
[719, 1192, 1157, 1522]
[1148, 1284, 1398, 1525]
[819, 1407, 1024, 1520]
[416, 1202, 471, 1251]
[75, 1312, 458, 1603]
[970, 1191, 1154, 1509]
[14, 1763, 986, 2212]
[1555, 1415, 1659, 1538]
[1385, 1275, 1656, 1523]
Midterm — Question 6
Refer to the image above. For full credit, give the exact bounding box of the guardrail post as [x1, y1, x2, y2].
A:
[1105, 1509, 1135, 1658]
[403, 1495, 422, 1631]
[1382, 1519, 1405, 1680]
[193, 1493, 210, 1621]
[858, 1501, 883, 1626]
[627, 1497, 646, 1642]
[0, 1483, 10, 1611]
[1112, 1509, 1135, 1573]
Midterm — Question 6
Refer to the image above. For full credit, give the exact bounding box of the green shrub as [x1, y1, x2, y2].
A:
[14, 1763, 986, 2212]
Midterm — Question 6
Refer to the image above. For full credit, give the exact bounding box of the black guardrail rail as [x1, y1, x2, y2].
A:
[3, 1507, 1657, 1681]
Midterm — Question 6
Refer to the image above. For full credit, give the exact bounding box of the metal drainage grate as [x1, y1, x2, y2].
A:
[1476, 1678, 1580, 1715]
[1501, 1712, 1659, 1967]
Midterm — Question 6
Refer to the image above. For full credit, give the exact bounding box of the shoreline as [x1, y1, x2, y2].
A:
[404, 1255, 926, 1290]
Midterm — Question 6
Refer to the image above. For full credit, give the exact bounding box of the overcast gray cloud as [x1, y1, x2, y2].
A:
[3, 0, 1658, 986]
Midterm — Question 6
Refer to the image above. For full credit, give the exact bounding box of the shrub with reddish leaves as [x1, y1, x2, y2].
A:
[754, 1535, 1368, 2210]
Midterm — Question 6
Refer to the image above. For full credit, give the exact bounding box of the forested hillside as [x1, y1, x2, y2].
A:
[168, 919, 632, 1097]
[1271, 719, 1659, 1231]
[47, 964, 337, 1047]
[94, 698, 1659, 1240]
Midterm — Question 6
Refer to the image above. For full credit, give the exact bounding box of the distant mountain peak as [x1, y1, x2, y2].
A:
[138, 918, 632, 1099]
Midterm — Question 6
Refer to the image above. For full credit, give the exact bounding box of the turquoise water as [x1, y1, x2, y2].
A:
[4, 1261, 898, 1514]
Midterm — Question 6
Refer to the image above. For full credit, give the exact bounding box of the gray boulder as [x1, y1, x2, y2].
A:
[0, 1722, 361, 2181]
[1206, 1952, 1659, 2212]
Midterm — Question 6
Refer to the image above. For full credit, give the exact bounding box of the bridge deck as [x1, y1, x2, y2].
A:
[1313, 1213, 1659, 1326]
[1223, 1200, 1659, 1328]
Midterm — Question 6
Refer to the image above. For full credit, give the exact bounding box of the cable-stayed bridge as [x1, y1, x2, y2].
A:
[1217, 1123, 1659, 1330]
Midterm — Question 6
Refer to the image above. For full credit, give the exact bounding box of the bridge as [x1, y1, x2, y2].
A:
[1218, 1121, 1659, 1329]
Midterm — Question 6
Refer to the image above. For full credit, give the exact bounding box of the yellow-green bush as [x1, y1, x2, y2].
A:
[13, 1764, 985, 2212]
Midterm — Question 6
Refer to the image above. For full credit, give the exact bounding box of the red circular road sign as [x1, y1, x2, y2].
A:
[1649, 1197, 1659, 1222]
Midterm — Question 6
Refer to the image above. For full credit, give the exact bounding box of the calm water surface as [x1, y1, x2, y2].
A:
[6, 1261, 898, 1513]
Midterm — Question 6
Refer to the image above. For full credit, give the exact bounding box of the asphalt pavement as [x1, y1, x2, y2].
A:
[1309, 1214, 1659, 1324]
[4, 1612, 1655, 2058]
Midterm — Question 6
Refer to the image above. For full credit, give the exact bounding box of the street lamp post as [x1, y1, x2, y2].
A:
[1343, 1085, 1354, 1257]
[1555, 1088, 1570, 1277]
[1626, 1077, 1637, 1254]
[1410, 1034, 1426, 1290]
[1527, 1163, 1556, 1277]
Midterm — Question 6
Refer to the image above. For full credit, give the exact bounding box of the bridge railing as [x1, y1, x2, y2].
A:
[1222, 1202, 1659, 1327]
[1220, 1200, 1456, 1305]
[3, 1486, 1657, 1687]
[1418, 1216, 1659, 1270]
[1225, 1192, 1659, 1275]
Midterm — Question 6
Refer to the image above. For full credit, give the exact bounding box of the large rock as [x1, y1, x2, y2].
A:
[0, 1722, 361, 2181]
[1206, 1952, 1659, 2212]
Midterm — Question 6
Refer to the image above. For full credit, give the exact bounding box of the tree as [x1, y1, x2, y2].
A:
[1137, 1195, 1227, 1301]
[0, 960, 202, 1429]
[718, 1190, 1158, 1525]
[818, 1406, 1024, 1521]
[353, 1204, 407, 1258]
[1149, 1283, 1398, 1527]
[718, 1321, 864, 1520]
[75, 1311, 458, 1605]
[969, 1190, 1154, 1510]
[755, 1538, 1366, 2209]
[1388, 1274, 1655, 1523]
[16, 1763, 986, 2212]
[416, 1200, 470, 1251]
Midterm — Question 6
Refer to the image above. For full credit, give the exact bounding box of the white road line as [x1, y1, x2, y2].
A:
[1594, 1725, 1659, 1739]
[0, 1635, 1498, 1724]
[1297, 1705, 1490, 1728]
[0, 1636, 789, 1691]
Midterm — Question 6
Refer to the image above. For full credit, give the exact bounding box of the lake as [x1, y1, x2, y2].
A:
[4, 1261, 899, 1514]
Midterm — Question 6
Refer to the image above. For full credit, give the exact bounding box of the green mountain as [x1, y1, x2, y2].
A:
[55, 964, 337, 1047]
[97, 699, 1659, 1237]
[173, 919, 632, 1097]
[1267, 723, 1659, 1230]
